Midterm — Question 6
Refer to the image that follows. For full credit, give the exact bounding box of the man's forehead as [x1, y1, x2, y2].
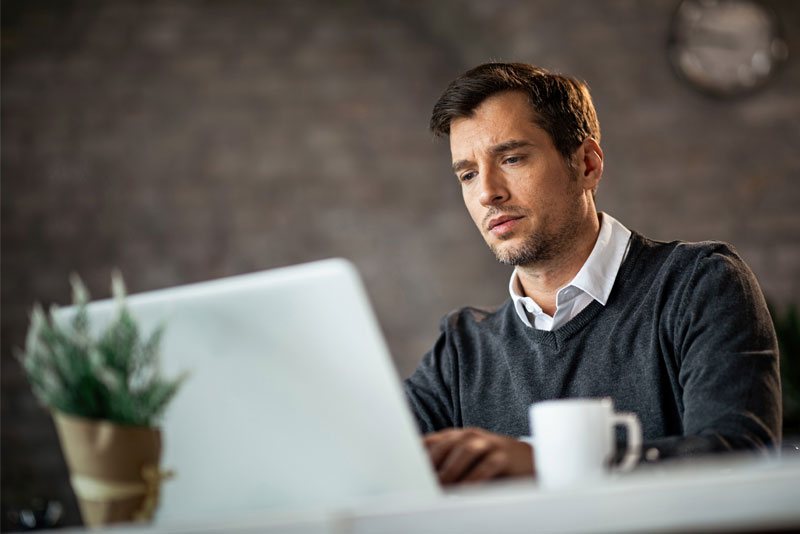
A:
[448, 93, 545, 152]
[449, 119, 548, 167]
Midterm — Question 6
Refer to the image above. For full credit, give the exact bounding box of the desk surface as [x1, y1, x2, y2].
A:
[55, 454, 800, 534]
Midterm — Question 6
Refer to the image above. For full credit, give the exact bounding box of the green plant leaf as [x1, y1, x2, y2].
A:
[16, 272, 186, 427]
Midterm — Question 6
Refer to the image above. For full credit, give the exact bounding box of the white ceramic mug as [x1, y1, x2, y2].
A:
[528, 397, 642, 489]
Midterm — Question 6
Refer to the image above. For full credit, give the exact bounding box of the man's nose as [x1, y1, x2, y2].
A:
[478, 167, 509, 207]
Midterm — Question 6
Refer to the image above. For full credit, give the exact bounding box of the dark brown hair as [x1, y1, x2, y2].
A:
[430, 62, 600, 161]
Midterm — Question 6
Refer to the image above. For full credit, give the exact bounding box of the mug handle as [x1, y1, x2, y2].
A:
[611, 412, 642, 472]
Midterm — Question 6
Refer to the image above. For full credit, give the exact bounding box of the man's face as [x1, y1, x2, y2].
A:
[449, 91, 594, 266]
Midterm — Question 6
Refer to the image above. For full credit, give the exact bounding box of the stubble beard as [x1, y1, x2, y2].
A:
[487, 220, 580, 266]
[490, 232, 552, 266]
[485, 189, 584, 267]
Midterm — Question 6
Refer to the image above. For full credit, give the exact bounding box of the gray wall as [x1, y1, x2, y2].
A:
[2, 0, 799, 527]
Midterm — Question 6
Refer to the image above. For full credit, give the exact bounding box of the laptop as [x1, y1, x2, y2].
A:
[53, 259, 441, 524]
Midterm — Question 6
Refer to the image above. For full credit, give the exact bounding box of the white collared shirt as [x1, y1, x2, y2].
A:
[509, 212, 632, 331]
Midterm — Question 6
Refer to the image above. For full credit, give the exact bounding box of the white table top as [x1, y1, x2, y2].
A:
[55, 453, 800, 534]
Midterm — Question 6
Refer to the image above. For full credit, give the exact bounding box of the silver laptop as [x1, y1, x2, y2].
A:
[54, 259, 440, 524]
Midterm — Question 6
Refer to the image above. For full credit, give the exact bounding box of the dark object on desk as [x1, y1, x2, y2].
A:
[4, 499, 63, 531]
[769, 301, 800, 438]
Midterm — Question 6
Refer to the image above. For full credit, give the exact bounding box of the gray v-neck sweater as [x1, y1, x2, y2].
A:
[404, 231, 781, 459]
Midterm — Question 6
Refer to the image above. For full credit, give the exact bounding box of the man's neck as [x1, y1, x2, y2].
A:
[515, 213, 601, 316]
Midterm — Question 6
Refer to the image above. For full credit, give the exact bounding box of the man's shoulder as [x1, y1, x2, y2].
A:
[439, 300, 515, 333]
[626, 232, 756, 301]
[631, 231, 744, 269]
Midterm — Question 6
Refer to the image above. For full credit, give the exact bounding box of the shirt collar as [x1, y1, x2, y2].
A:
[508, 212, 631, 323]
[509, 269, 537, 328]
[568, 212, 631, 305]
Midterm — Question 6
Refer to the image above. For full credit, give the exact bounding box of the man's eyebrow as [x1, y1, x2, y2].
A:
[489, 139, 533, 155]
[452, 140, 533, 173]
[452, 159, 471, 173]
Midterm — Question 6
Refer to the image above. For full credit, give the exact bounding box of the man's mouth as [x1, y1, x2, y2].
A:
[488, 214, 524, 234]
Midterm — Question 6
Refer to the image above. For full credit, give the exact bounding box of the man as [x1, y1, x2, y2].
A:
[404, 62, 782, 485]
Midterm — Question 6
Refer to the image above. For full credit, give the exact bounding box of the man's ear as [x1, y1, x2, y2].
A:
[574, 137, 603, 192]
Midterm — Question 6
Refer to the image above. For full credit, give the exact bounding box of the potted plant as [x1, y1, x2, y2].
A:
[16, 272, 187, 527]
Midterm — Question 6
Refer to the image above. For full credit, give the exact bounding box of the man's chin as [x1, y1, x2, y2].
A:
[489, 239, 550, 266]
[489, 243, 527, 266]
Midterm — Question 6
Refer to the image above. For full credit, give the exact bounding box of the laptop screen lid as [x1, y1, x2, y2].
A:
[52, 258, 440, 524]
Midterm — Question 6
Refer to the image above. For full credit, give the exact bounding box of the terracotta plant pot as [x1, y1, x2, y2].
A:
[52, 412, 169, 527]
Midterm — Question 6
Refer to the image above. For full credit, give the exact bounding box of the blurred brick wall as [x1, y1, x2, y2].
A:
[2, 0, 798, 527]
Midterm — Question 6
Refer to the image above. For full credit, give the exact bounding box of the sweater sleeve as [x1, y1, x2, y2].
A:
[403, 313, 461, 435]
[642, 243, 782, 461]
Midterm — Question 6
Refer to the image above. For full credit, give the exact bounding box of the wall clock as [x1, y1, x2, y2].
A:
[668, 0, 789, 98]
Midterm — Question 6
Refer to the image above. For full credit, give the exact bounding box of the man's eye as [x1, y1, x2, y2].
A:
[504, 156, 523, 165]
[459, 171, 477, 183]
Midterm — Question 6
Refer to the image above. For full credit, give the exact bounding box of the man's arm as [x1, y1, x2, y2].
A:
[406, 312, 535, 485]
[404, 314, 461, 434]
[639, 243, 782, 460]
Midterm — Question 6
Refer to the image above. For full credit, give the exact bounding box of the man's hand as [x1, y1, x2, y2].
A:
[423, 427, 533, 485]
